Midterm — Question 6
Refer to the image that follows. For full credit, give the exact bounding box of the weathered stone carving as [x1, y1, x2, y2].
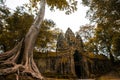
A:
[35, 28, 111, 79]
[56, 33, 68, 52]
[76, 34, 84, 52]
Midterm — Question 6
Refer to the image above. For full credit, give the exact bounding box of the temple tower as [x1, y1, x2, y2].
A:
[56, 33, 68, 52]
[65, 28, 76, 51]
[76, 34, 84, 53]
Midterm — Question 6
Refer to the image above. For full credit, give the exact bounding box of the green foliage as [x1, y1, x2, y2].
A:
[46, 0, 78, 14]
[36, 19, 60, 52]
[0, 7, 34, 50]
[82, 0, 120, 23]
[0, 6, 60, 52]
[77, 24, 95, 42]
[84, 37, 98, 54]
[0, 5, 10, 33]
[26, 0, 78, 15]
[81, 0, 120, 59]
[77, 24, 99, 54]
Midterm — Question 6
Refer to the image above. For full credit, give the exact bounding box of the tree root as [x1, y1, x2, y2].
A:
[0, 61, 44, 80]
[0, 0, 46, 79]
[0, 40, 44, 80]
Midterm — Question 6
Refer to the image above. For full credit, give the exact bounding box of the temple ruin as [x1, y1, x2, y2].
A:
[34, 28, 111, 79]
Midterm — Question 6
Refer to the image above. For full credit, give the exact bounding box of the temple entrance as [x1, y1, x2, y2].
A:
[73, 50, 82, 78]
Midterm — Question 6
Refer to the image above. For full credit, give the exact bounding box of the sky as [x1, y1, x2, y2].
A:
[5, 0, 90, 33]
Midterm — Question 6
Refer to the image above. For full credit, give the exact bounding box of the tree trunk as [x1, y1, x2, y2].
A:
[0, 0, 46, 80]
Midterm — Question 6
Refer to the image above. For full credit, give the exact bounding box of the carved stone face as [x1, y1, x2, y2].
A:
[65, 28, 76, 46]
[56, 28, 84, 53]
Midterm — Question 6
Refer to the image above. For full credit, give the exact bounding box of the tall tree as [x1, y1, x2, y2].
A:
[0, 0, 78, 79]
[82, 0, 120, 62]
[0, 0, 45, 79]
[0, 9, 57, 52]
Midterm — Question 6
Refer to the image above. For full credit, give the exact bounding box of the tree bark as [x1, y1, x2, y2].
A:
[0, 0, 46, 79]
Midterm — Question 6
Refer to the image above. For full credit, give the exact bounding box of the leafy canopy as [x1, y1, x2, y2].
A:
[81, 0, 120, 59]
[0, 6, 60, 52]
[26, 0, 78, 14]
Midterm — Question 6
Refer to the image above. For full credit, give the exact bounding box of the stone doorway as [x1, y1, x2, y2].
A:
[73, 50, 82, 78]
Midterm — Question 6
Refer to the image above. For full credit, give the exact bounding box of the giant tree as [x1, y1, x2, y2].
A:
[82, 0, 120, 62]
[0, 9, 57, 52]
[0, 0, 78, 79]
[0, 0, 46, 79]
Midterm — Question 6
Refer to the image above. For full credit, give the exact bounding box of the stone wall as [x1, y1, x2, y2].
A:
[34, 52, 111, 79]
[34, 52, 76, 78]
[34, 28, 112, 79]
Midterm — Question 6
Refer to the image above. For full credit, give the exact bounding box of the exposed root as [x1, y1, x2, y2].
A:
[0, 0, 46, 79]
[0, 62, 44, 79]
[0, 40, 44, 80]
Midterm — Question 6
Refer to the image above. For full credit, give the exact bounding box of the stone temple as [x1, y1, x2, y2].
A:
[34, 28, 111, 79]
